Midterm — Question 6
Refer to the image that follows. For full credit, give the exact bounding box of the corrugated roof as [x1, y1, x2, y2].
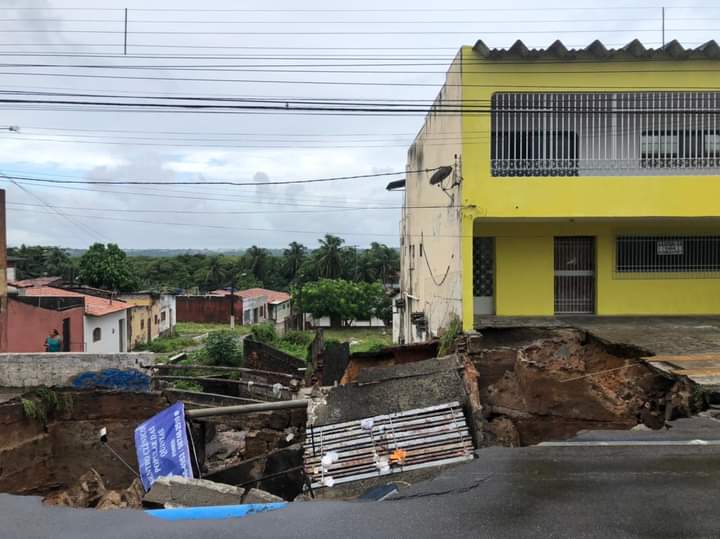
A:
[472, 39, 720, 61]
[23, 286, 129, 317]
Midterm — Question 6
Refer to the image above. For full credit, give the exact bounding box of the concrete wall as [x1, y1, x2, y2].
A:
[0, 190, 6, 353]
[7, 297, 84, 352]
[477, 220, 720, 316]
[158, 294, 176, 335]
[84, 311, 128, 353]
[0, 352, 153, 388]
[242, 295, 267, 324]
[460, 49, 720, 328]
[127, 304, 150, 350]
[400, 52, 464, 343]
[177, 295, 243, 324]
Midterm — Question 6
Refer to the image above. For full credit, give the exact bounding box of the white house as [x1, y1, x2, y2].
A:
[23, 286, 129, 353]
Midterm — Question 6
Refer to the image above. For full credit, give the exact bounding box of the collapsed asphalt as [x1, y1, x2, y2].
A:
[4, 424, 720, 539]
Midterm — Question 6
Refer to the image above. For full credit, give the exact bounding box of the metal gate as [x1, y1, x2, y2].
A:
[554, 237, 595, 314]
[473, 237, 495, 315]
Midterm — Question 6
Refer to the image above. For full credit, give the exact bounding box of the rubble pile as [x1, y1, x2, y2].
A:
[43, 469, 144, 510]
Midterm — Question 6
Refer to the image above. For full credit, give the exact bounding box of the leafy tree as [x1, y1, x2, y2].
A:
[9, 245, 74, 281]
[315, 234, 344, 279]
[301, 278, 387, 328]
[78, 243, 137, 291]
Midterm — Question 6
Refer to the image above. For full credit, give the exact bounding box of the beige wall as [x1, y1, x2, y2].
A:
[399, 51, 464, 343]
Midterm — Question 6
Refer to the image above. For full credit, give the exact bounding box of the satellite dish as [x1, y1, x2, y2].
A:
[429, 166, 453, 185]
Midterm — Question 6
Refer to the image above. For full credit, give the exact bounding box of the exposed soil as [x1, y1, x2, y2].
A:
[469, 328, 704, 446]
[0, 390, 169, 496]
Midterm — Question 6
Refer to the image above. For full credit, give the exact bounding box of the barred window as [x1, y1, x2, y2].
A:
[616, 236, 720, 273]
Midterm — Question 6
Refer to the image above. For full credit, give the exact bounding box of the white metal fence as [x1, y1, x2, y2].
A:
[615, 235, 720, 277]
[491, 92, 720, 177]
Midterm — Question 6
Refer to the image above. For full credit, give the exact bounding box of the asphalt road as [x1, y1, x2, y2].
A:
[4, 435, 720, 539]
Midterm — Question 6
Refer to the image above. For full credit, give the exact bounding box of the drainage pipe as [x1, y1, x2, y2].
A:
[185, 399, 308, 418]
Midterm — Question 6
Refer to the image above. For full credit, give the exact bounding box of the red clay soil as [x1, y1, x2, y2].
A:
[477, 330, 700, 446]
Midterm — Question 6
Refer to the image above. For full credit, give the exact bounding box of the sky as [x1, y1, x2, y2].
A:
[0, 0, 717, 250]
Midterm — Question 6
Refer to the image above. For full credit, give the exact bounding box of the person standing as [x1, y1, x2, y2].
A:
[45, 329, 62, 352]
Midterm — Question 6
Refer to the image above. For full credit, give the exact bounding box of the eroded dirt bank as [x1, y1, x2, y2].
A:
[469, 328, 704, 446]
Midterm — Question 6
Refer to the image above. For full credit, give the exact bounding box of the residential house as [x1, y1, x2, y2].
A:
[208, 288, 270, 325]
[0, 189, 6, 352]
[399, 39, 720, 343]
[119, 292, 176, 350]
[7, 294, 84, 352]
[237, 288, 290, 330]
[19, 286, 129, 352]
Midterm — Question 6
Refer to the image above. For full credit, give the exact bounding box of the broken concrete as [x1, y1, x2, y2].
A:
[143, 475, 283, 508]
[144, 476, 246, 507]
[312, 355, 468, 426]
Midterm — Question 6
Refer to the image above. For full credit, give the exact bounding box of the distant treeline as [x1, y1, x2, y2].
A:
[9, 235, 399, 293]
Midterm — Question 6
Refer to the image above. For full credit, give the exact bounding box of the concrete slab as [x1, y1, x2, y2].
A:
[476, 316, 720, 356]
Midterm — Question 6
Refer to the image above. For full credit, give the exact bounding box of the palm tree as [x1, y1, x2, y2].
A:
[244, 245, 268, 281]
[205, 255, 225, 290]
[315, 234, 344, 278]
[283, 241, 307, 281]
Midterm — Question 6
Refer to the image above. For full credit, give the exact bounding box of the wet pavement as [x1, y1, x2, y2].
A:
[4, 417, 720, 538]
[476, 316, 720, 355]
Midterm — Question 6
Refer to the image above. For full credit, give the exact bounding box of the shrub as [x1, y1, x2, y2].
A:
[204, 330, 242, 366]
[250, 323, 277, 344]
[438, 316, 462, 356]
[282, 330, 313, 346]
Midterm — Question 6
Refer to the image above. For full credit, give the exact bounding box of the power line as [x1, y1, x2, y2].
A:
[6, 201, 465, 214]
[8, 179, 106, 242]
[0, 169, 429, 187]
[2, 70, 719, 90]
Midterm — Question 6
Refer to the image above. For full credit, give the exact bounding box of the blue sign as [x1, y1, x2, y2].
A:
[134, 401, 194, 491]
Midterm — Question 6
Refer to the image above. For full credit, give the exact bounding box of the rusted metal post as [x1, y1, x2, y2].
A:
[185, 399, 308, 418]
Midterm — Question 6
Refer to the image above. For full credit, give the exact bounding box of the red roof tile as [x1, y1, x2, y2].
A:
[10, 276, 63, 288]
[208, 288, 291, 304]
[23, 286, 129, 317]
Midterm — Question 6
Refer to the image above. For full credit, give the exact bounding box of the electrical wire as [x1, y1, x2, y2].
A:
[0, 169, 427, 187]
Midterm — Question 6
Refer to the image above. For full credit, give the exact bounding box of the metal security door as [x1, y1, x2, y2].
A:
[554, 237, 595, 314]
[473, 237, 495, 315]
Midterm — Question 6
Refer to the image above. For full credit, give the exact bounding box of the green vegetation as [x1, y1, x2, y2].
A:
[300, 279, 391, 328]
[135, 335, 195, 354]
[78, 243, 138, 291]
[438, 316, 462, 356]
[176, 322, 250, 338]
[249, 322, 278, 344]
[172, 380, 204, 392]
[21, 387, 72, 425]
[9, 236, 399, 294]
[204, 330, 243, 366]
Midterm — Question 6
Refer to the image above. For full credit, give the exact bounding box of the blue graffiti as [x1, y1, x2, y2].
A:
[70, 368, 151, 391]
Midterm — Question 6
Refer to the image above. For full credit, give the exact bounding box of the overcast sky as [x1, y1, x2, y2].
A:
[0, 0, 716, 250]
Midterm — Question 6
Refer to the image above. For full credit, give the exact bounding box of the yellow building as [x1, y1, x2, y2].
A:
[120, 292, 175, 350]
[399, 39, 720, 343]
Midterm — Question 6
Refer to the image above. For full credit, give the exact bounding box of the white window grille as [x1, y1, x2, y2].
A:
[491, 92, 720, 177]
[615, 235, 720, 275]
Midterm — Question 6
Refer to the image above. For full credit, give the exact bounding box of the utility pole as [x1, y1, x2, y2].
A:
[661, 6, 665, 48]
[229, 277, 236, 329]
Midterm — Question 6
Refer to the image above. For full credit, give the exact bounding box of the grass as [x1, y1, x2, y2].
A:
[166, 322, 393, 362]
[176, 322, 251, 338]
[324, 328, 392, 354]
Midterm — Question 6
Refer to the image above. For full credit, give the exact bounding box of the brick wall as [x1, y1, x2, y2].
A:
[0, 352, 153, 388]
[244, 339, 306, 375]
[176, 295, 243, 324]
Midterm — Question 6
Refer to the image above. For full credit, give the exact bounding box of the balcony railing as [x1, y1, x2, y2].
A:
[491, 92, 720, 177]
